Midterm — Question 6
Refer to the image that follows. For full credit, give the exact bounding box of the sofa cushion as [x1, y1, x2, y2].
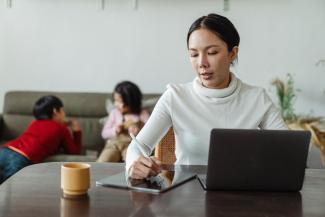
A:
[76, 117, 104, 152]
[4, 91, 109, 117]
[142, 96, 160, 113]
[2, 114, 33, 140]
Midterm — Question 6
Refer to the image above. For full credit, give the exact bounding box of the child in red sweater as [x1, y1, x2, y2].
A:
[0, 95, 81, 184]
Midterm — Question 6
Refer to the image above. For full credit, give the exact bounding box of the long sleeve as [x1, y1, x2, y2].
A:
[259, 90, 288, 130]
[62, 127, 81, 154]
[101, 109, 120, 139]
[125, 89, 173, 172]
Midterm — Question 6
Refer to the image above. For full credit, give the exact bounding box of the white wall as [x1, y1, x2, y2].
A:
[0, 0, 325, 117]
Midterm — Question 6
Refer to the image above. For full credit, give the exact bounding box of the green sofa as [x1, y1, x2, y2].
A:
[0, 91, 160, 162]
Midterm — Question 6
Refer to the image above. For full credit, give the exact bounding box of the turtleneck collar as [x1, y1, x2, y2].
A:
[192, 72, 241, 103]
[192, 73, 241, 103]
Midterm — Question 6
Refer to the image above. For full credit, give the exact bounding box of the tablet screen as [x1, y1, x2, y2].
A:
[96, 168, 196, 193]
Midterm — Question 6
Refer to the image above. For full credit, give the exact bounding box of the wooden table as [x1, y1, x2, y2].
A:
[0, 163, 325, 217]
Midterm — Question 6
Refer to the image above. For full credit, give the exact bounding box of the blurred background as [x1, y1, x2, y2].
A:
[0, 0, 324, 116]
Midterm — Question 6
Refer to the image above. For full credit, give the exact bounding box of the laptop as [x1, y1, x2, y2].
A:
[96, 165, 196, 194]
[197, 129, 311, 191]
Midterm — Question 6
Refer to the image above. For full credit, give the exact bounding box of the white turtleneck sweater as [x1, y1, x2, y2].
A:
[125, 74, 287, 171]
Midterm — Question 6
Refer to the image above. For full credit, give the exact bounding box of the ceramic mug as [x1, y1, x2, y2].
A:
[61, 163, 91, 196]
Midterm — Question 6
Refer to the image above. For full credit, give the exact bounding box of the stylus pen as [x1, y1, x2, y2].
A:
[130, 133, 163, 176]
[130, 133, 149, 157]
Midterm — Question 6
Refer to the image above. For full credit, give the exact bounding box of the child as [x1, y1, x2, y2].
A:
[97, 81, 149, 162]
[0, 95, 81, 184]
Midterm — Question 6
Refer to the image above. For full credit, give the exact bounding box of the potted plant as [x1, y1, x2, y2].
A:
[271, 74, 325, 165]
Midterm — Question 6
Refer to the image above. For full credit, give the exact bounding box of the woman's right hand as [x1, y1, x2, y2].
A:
[128, 156, 162, 179]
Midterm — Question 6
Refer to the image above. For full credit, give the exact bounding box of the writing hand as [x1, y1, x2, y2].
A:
[128, 156, 162, 179]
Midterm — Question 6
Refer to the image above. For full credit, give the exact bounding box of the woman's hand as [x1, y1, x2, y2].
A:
[128, 156, 162, 179]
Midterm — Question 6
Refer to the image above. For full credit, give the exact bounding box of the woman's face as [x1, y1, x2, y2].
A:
[114, 92, 129, 114]
[188, 28, 238, 89]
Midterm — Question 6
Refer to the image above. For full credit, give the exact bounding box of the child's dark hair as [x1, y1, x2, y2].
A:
[33, 95, 63, 120]
[114, 81, 142, 114]
[187, 13, 240, 52]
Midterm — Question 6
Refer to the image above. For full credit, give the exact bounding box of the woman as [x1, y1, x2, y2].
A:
[126, 14, 287, 179]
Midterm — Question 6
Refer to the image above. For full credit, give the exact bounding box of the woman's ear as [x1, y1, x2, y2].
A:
[229, 46, 239, 62]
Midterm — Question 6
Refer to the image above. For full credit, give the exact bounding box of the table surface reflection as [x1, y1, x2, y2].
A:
[0, 162, 325, 217]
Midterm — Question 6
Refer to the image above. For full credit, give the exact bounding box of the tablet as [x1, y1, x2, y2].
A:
[96, 168, 196, 194]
